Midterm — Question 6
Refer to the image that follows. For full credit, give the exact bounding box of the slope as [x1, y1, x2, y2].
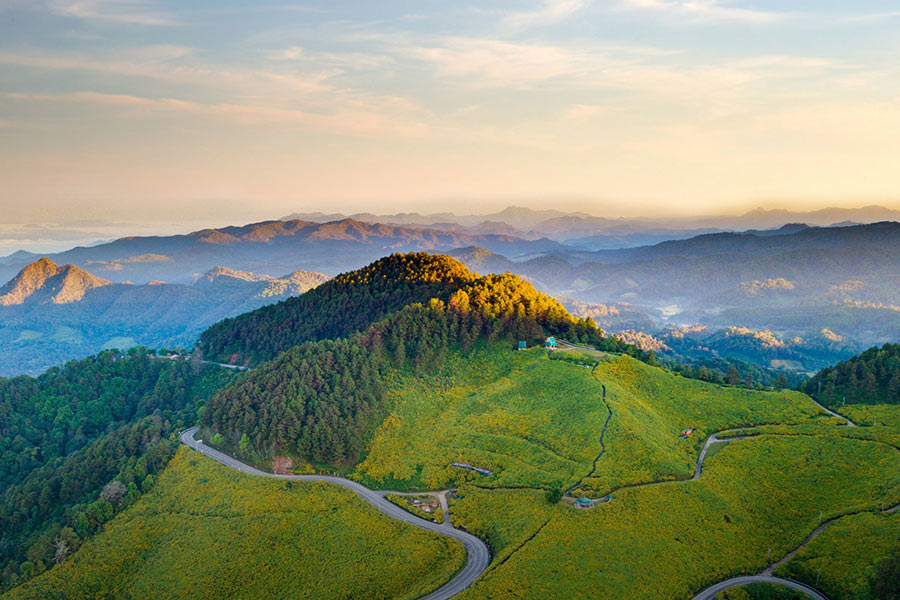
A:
[2, 447, 465, 600]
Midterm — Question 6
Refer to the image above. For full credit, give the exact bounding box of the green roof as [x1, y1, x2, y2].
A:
[575, 497, 593, 505]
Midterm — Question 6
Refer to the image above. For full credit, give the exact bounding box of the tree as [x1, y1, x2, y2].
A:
[211, 433, 225, 446]
[870, 548, 900, 600]
[726, 367, 741, 386]
[545, 485, 564, 504]
[239, 433, 252, 454]
[53, 537, 69, 564]
[100, 480, 127, 504]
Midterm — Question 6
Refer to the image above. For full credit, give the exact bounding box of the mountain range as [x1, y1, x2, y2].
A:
[0, 218, 561, 286]
[0, 259, 328, 376]
[281, 204, 900, 246]
[3, 208, 900, 376]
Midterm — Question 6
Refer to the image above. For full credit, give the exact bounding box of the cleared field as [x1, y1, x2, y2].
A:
[354, 346, 609, 491]
[843, 403, 900, 429]
[3, 447, 466, 600]
[776, 502, 900, 599]
[456, 435, 900, 600]
[355, 349, 825, 496]
[449, 485, 557, 566]
[581, 355, 827, 493]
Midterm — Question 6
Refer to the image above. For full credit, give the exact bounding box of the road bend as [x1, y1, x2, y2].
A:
[180, 427, 490, 600]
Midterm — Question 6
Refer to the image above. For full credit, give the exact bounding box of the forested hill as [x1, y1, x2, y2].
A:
[803, 343, 900, 407]
[197, 253, 479, 365]
[0, 350, 235, 591]
[202, 262, 647, 468]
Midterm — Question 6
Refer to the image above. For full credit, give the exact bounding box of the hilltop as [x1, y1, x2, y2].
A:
[0, 258, 111, 306]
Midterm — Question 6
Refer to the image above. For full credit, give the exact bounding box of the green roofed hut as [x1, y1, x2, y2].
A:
[574, 497, 594, 509]
[518, 341, 527, 350]
[544, 337, 558, 349]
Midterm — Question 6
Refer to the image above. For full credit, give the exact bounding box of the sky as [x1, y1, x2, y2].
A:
[1, 0, 900, 225]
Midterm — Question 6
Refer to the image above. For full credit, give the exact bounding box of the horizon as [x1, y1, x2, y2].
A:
[3, 201, 900, 257]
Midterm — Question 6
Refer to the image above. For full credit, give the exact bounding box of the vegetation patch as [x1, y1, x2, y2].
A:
[777, 511, 900, 600]
[354, 346, 609, 491]
[457, 435, 900, 600]
[582, 355, 825, 493]
[3, 447, 466, 600]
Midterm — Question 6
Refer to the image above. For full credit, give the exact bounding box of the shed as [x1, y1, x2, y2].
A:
[518, 341, 527, 350]
[544, 337, 558, 348]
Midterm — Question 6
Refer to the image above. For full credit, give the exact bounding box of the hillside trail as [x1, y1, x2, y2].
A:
[687, 400, 899, 599]
[183, 345, 881, 600]
[557, 347, 890, 600]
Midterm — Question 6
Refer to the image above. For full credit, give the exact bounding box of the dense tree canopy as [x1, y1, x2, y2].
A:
[197, 253, 479, 365]
[0, 349, 234, 591]
[803, 343, 900, 407]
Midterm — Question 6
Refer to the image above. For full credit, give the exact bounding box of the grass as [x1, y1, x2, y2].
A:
[448, 485, 557, 566]
[776, 511, 900, 600]
[843, 404, 900, 429]
[354, 346, 609, 491]
[3, 447, 466, 600]
[581, 355, 827, 493]
[355, 348, 824, 495]
[455, 435, 900, 600]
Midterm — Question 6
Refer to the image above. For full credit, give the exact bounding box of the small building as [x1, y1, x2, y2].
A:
[574, 497, 595, 509]
[544, 337, 558, 349]
[518, 341, 527, 351]
[680, 427, 696, 439]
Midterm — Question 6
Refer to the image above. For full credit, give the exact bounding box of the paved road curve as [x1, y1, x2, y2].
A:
[180, 427, 490, 600]
[690, 575, 829, 600]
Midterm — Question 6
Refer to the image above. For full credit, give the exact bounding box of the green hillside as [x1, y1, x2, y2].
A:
[353, 348, 822, 494]
[0, 350, 235, 590]
[200, 260, 638, 469]
[456, 435, 900, 600]
[3, 447, 465, 600]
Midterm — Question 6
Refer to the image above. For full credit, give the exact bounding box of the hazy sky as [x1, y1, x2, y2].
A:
[1, 0, 899, 222]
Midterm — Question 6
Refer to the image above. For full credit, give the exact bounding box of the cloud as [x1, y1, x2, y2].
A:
[2, 91, 431, 139]
[502, 0, 587, 31]
[619, 0, 784, 24]
[562, 104, 607, 120]
[49, 0, 176, 25]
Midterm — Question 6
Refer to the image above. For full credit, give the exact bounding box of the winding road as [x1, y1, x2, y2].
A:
[180, 357, 878, 600]
[690, 575, 829, 600]
[179, 427, 490, 600]
[687, 400, 890, 600]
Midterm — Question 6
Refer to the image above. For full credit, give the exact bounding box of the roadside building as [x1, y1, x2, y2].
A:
[574, 497, 595, 509]
[544, 337, 558, 349]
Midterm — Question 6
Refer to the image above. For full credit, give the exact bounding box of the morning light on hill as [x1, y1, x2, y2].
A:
[2, 2, 900, 600]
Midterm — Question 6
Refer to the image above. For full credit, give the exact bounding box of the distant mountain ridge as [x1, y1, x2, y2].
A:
[0, 218, 562, 286]
[0, 260, 329, 376]
[280, 204, 900, 245]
